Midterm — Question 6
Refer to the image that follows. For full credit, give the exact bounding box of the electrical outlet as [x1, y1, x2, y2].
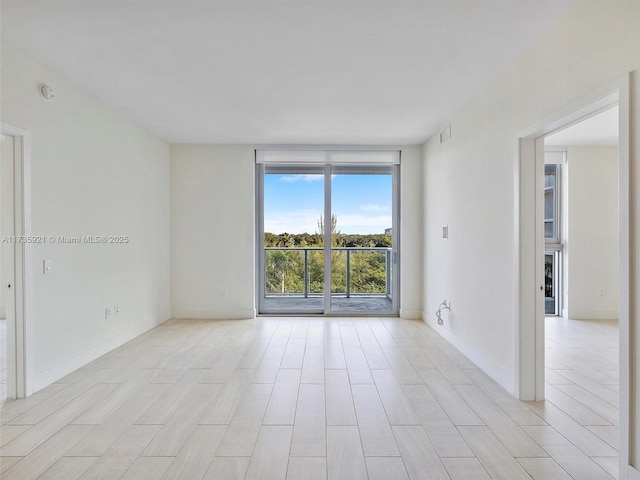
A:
[599, 289, 605, 296]
[220, 291, 226, 297]
[114, 305, 120, 315]
[105, 307, 112, 319]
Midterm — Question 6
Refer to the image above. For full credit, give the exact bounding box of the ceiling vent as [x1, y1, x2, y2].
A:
[440, 124, 451, 144]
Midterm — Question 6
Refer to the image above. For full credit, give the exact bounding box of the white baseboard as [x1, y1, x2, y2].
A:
[422, 310, 514, 394]
[400, 308, 422, 320]
[170, 308, 256, 320]
[32, 317, 166, 393]
[566, 309, 619, 321]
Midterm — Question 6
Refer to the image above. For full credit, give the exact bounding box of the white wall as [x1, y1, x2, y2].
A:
[170, 144, 423, 319]
[170, 145, 256, 319]
[399, 145, 423, 319]
[566, 146, 618, 320]
[422, 1, 640, 398]
[0, 136, 7, 320]
[1, 44, 171, 392]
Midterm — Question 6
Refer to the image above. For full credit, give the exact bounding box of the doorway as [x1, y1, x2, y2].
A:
[516, 77, 631, 474]
[542, 107, 621, 475]
[256, 149, 400, 315]
[0, 125, 29, 402]
[544, 106, 620, 321]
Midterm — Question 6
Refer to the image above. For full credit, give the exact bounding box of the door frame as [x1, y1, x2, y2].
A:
[324, 163, 400, 315]
[514, 75, 632, 475]
[1, 123, 32, 399]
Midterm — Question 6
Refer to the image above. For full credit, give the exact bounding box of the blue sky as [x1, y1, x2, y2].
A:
[264, 174, 392, 235]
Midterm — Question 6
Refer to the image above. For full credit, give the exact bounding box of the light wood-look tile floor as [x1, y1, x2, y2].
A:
[0, 316, 618, 479]
[543, 317, 619, 479]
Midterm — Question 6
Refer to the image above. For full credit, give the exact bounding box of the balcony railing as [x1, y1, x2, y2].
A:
[264, 247, 392, 298]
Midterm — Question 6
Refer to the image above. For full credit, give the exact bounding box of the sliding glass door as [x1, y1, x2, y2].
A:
[256, 150, 399, 315]
[329, 167, 395, 312]
[261, 165, 325, 314]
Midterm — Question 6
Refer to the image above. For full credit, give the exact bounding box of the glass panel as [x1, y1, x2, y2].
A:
[544, 164, 558, 240]
[545, 251, 561, 316]
[330, 172, 393, 312]
[259, 158, 399, 316]
[545, 254, 554, 314]
[544, 163, 561, 316]
[544, 220, 554, 238]
[263, 170, 324, 312]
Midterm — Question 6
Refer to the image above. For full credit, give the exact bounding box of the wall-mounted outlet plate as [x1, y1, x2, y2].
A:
[114, 305, 120, 315]
[105, 307, 112, 319]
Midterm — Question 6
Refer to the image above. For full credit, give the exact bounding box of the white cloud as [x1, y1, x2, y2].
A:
[264, 210, 392, 235]
[337, 214, 392, 229]
[359, 204, 390, 212]
[264, 209, 321, 234]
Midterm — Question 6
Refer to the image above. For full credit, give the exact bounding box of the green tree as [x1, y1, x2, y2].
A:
[266, 250, 298, 293]
[316, 213, 342, 247]
[263, 214, 393, 296]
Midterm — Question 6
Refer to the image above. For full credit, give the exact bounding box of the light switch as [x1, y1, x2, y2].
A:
[442, 225, 449, 240]
[43, 260, 53, 274]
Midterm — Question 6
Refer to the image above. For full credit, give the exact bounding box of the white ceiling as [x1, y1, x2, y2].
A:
[545, 106, 619, 147]
[1, 1, 580, 144]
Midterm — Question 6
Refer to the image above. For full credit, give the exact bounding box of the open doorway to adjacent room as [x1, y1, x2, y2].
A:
[541, 105, 620, 476]
[516, 82, 630, 474]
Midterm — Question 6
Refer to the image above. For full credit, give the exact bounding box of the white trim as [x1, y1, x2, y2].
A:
[515, 136, 540, 400]
[617, 73, 632, 480]
[170, 308, 256, 320]
[255, 144, 402, 152]
[255, 161, 266, 315]
[256, 148, 400, 164]
[1, 132, 17, 399]
[423, 311, 514, 393]
[628, 465, 640, 480]
[565, 310, 620, 320]
[392, 163, 401, 314]
[517, 89, 619, 140]
[534, 136, 546, 401]
[399, 308, 422, 320]
[0, 123, 32, 398]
